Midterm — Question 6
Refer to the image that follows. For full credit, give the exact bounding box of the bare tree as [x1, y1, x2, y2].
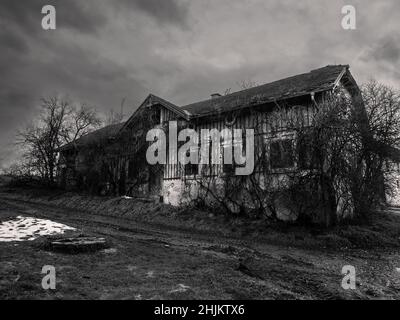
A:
[237, 79, 258, 90]
[17, 96, 101, 185]
[106, 98, 126, 125]
[223, 88, 232, 96]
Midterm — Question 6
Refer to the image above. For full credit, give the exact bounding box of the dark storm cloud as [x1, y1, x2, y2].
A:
[1, 0, 400, 169]
[0, 0, 148, 168]
[363, 36, 400, 64]
[117, 0, 188, 26]
[0, 0, 107, 36]
[0, 29, 29, 53]
[35, 42, 149, 108]
[57, 1, 108, 34]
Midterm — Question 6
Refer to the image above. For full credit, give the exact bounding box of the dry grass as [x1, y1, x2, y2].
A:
[1, 185, 400, 300]
[1, 185, 400, 251]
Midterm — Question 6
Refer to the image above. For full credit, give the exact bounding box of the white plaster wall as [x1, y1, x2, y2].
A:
[163, 179, 184, 206]
[163, 179, 200, 206]
[162, 174, 298, 221]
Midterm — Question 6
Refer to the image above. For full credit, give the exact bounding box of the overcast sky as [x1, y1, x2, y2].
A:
[1, 0, 399, 169]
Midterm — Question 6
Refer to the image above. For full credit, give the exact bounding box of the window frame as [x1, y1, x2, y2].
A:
[267, 132, 297, 172]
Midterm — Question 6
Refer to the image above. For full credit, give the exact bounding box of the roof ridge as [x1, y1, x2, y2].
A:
[180, 65, 349, 116]
[181, 65, 348, 110]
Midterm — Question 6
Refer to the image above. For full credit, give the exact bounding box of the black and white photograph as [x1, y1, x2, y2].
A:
[1, 0, 400, 306]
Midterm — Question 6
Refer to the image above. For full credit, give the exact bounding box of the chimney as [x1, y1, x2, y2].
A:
[211, 93, 221, 99]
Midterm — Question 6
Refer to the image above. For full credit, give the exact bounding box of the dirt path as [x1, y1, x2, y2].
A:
[1, 196, 400, 300]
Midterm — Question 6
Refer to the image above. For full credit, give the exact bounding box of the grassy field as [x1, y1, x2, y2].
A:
[1, 184, 400, 300]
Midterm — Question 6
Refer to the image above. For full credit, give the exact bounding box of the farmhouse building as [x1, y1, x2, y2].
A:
[57, 65, 365, 222]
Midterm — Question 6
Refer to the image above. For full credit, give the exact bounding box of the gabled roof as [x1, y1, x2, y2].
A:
[181, 65, 350, 117]
[59, 65, 355, 152]
[119, 94, 189, 134]
[149, 94, 189, 119]
[59, 122, 125, 151]
[59, 94, 186, 152]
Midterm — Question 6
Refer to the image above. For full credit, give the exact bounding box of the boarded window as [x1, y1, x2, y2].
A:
[270, 139, 294, 169]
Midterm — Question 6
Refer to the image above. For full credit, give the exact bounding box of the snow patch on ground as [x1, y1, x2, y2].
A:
[0, 215, 75, 242]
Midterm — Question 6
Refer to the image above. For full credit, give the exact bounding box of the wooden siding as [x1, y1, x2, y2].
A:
[162, 102, 316, 180]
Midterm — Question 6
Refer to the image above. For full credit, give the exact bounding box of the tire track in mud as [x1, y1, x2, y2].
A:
[2, 195, 399, 299]
[0, 196, 262, 257]
[0, 195, 304, 287]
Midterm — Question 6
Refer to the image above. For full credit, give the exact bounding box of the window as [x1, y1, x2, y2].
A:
[270, 139, 295, 169]
[297, 133, 314, 169]
[184, 146, 199, 176]
[223, 163, 235, 175]
[224, 130, 247, 173]
[222, 131, 234, 175]
[199, 136, 217, 176]
[150, 108, 161, 124]
[185, 163, 198, 176]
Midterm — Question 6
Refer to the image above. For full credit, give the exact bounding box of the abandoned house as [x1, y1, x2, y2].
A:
[58, 65, 384, 223]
